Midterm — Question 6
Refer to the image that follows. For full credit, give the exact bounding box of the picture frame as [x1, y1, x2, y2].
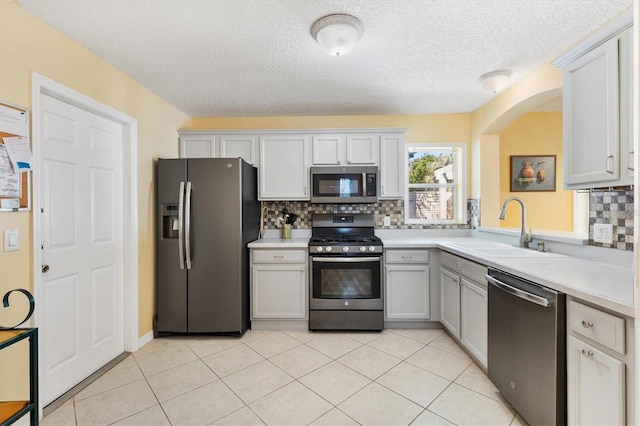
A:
[510, 155, 556, 192]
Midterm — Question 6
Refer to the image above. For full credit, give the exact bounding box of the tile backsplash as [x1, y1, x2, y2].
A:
[262, 192, 634, 252]
[263, 199, 478, 230]
[589, 189, 634, 251]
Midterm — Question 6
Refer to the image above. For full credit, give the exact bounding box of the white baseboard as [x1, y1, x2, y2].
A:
[137, 330, 154, 351]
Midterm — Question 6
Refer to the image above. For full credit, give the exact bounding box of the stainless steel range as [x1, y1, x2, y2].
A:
[308, 213, 383, 331]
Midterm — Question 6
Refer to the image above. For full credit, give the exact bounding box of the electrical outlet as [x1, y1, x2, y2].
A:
[593, 223, 613, 244]
[383, 216, 391, 227]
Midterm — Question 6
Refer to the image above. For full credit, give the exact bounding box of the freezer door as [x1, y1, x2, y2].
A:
[156, 158, 188, 332]
[186, 158, 248, 333]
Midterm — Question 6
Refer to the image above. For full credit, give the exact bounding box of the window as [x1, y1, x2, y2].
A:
[405, 143, 467, 224]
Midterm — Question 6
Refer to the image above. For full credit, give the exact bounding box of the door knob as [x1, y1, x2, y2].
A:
[42, 264, 50, 273]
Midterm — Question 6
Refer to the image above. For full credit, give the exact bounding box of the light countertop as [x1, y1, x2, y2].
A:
[248, 234, 635, 317]
[248, 238, 310, 249]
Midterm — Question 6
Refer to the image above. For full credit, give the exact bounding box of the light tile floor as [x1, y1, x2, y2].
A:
[40, 328, 530, 426]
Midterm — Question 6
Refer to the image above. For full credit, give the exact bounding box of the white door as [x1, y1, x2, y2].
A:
[39, 94, 125, 405]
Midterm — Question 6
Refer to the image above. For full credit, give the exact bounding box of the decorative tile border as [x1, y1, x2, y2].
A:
[262, 199, 476, 230]
[589, 189, 634, 251]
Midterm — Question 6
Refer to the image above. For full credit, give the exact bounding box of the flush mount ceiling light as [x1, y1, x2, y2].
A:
[311, 14, 364, 57]
[479, 70, 513, 93]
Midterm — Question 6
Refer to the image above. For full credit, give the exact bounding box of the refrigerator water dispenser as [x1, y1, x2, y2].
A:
[162, 204, 179, 238]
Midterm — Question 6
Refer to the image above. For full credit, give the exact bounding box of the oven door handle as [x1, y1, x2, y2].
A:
[485, 274, 551, 308]
[312, 256, 381, 263]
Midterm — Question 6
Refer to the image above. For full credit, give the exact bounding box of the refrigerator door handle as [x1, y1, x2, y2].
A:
[185, 181, 193, 270]
[178, 181, 186, 270]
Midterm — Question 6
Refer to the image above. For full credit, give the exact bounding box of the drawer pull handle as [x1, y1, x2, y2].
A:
[581, 349, 594, 357]
[581, 320, 594, 328]
[402, 255, 413, 259]
[274, 255, 285, 260]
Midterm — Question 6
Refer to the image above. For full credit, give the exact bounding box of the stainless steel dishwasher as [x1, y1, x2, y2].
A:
[486, 268, 566, 426]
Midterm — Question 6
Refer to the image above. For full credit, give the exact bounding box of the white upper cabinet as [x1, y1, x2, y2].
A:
[259, 134, 310, 200]
[180, 133, 216, 158]
[218, 134, 258, 166]
[311, 134, 345, 165]
[311, 133, 380, 166]
[379, 133, 404, 199]
[346, 134, 379, 164]
[180, 128, 406, 201]
[179, 132, 258, 166]
[554, 13, 633, 189]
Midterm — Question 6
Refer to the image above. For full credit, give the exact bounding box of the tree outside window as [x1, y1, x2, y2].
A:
[405, 144, 466, 224]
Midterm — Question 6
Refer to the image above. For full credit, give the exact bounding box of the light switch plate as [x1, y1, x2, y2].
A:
[383, 216, 391, 227]
[4, 229, 19, 252]
[593, 223, 613, 244]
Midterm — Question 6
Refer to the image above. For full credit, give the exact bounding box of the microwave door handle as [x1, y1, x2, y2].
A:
[362, 173, 367, 197]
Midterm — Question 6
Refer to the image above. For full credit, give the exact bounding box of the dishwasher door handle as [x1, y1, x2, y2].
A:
[485, 274, 551, 307]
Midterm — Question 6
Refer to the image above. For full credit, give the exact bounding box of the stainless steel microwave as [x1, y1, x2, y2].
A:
[310, 166, 378, 204]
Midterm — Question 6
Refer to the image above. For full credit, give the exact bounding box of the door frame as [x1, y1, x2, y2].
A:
[30, 72, 140, 386]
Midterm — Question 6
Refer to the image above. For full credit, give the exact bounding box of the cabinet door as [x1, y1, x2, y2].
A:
[385, 265, 430, 320]
[460, 278, 488, 368]
[563, 36, 620, 188]
[258, 135, 310, 200]
[379, 133, 404, 199]
[440, 268, 460, 338]
[218, 135, 258, 166]
[252, 264, 307, 319]
[619, 27, 634, 182]
[311, 135, 344, 165]
[180, 134, 216, 158]
[346, 134, 379, 164]
[567, 336, 625, 425]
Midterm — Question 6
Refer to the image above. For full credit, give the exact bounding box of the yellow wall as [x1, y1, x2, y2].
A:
[190, 114, 471, 143]
[0, 1, 190, 399]
[470, 64, 563, 226]
[499, 112, 573, 231]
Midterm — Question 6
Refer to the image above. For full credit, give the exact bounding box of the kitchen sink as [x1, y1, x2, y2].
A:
[443, 241, 566, 258]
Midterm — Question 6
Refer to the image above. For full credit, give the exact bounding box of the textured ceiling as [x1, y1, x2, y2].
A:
[18, 0, 633, 117]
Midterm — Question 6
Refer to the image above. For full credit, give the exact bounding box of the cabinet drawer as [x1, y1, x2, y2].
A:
[252, 249, 307, 264]
[386, 250, 429, 264]
[441, 252, 487, 284]
[568, 300, 625, 354]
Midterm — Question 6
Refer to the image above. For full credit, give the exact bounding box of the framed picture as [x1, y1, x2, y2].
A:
[510, 155, 556, 192]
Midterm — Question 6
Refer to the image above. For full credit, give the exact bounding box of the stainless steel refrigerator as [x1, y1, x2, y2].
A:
[155, 157, 259, 335]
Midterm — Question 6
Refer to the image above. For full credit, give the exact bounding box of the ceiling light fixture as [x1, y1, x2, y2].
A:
[311, 14, 364, 57]
[479, 70, 513, 93]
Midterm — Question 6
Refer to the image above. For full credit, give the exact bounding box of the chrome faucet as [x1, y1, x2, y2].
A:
[498, 197, 533, 248]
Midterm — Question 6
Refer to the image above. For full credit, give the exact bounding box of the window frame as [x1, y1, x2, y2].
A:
[404, 142, 467, 225]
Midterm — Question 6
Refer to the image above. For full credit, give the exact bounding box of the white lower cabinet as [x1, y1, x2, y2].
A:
[567, 335, 625, 425]
[439, 268, 461, 338]
[250, 249, 307, 319]
[440, 252, 488, 368]
[384, 250, 430, 321]
[460, 277, 488, 367]
[567, 299, 629, 425]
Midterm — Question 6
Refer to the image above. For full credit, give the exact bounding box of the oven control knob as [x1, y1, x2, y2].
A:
[325, 246, 332, 252]
[342, 246, 349, 252]
[360, 246, 366, 252]
[369, 246, 376, 252]
[316, 246, 323, 252]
